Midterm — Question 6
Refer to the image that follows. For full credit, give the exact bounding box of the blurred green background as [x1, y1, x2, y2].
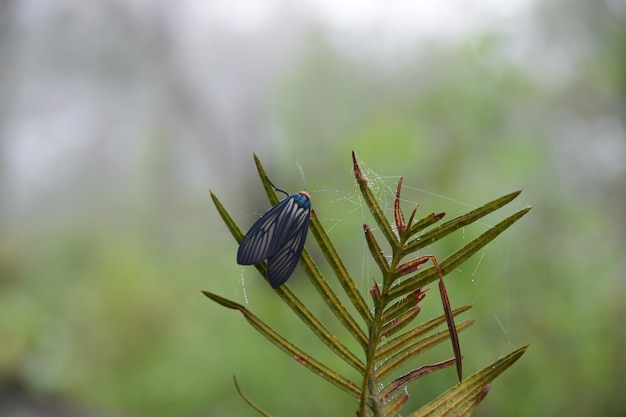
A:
[1, 1, 625, 416]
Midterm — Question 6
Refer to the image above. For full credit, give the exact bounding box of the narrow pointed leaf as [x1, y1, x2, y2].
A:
[364, 223, 390, 274]
[383, 392, 409, 417]
[456, 385, 491, 417]
[406, 345, 528, 417]
[209, 190, 268, 280]
[210, 190, 245, 242]
[370, 282, 381, 301]
[376, 319, 474, 380]
[395, 254, 463, 380]
[394, 177, 406, 234]
[299, 246, 369, 348]
[377, 306, 472, 360]
[438, 275, 462, 381]
[352, 150, 398, 246]
[405, 190, 524, 254]
[390, 207, 532, 299]
[409, 211, 446, 236]
[380, 359, 456, 403]
[381, 289, 426, 325]
[202, 291, 362, 398]
[253, 153, 281, 206]
[381, 306, 420, 338]
[403, 204, 420, 237]
[275, 281, 365, 372]
[395, 257, 430, 277]
[233, 376, 273, 417]
[309, 210, 373, 324]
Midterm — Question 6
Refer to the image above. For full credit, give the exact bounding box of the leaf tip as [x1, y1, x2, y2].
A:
[394, 177, 406, 233]
[352, 150, 368, 184]
[370, 282, 381, 298]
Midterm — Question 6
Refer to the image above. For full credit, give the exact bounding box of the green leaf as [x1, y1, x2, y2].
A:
[233, 376, 273, 417]
[206, 151, 530, 416]
[390, 206, 532, 299]
[209, 192, 365, 373]
[406, 345, 528, 417]
[375, 319, 474, 380]
[376, 306, 472, 360]
[202, 291, 361, 398]
[364, 223, 391, 276]
[351, 150, 399, 247]
[309, 210, 373, 324]
[405, 190, 524, 254]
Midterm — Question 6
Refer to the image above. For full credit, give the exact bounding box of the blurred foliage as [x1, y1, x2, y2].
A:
[1, 0, 626, 416]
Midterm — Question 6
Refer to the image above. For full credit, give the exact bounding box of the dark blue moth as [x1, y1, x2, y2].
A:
[237, 189, 311, 288]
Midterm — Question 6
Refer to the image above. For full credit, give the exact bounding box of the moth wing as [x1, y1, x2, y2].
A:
[237, 195, 306, 265]
[266, 209, 311, 288]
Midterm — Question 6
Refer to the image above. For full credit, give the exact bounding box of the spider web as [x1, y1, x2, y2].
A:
[233, 160, 520, 353]
[312, 159, 518, 353]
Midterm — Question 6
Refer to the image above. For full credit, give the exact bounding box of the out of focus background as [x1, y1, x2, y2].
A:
[1, 1, 625, 416]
